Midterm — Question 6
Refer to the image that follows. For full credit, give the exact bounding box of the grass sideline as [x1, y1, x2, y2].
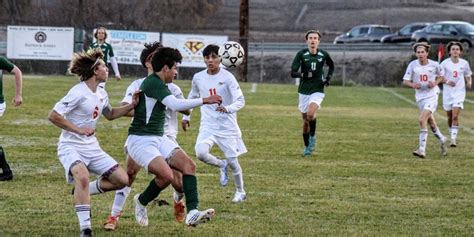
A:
[0, 75, 473, 236]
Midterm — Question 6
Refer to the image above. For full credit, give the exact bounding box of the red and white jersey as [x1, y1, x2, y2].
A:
[403, 59, 444, 101]
[441, 58, 472, 104]
[53, 82, 109, 146]
[121, 78, 183, 139]
[187, 68, 245, 137]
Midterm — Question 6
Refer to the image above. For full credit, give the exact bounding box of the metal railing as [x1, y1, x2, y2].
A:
[249, 42, 412, 52]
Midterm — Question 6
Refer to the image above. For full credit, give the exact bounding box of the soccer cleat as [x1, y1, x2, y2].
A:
[450, 139, 457, 147]
[308, 135, 316, 151]
[440, 140, 448, 156]
[134, 194, 148, 226]
[219, 159, 228, 186]
[80, 228, 92, 237]
[303, 146, 311, 156]
[173, 200, 186, 223]
[0, 171, 13, 181]
[103, 212, 122, 231]
[185, 209, 215, 227]
[412, 149, 426, 159]
[232, 191, 247, 203]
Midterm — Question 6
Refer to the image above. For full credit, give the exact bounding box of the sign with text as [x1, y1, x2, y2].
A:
[7, 26, 74, 60]
[97, 29, 161, 65]
[162, 33, 228, 68]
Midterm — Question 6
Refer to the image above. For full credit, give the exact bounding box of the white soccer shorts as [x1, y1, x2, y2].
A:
[443, 102, 464, 111]
[195, 130, 247, 158]
[417, 96, 438, 113]
[0, 102, 5, 116]
[298, 92, 325, 113]
[126, 134, 179, 170]
[58, 143, 119, 184]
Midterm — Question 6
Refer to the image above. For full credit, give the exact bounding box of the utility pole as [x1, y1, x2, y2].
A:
[238, 0, 248, 82]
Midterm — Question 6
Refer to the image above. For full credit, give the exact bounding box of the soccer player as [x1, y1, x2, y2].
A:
[0, 56, 23, 181]
[89, 26, 121, 80]
[48, 49, 137, 236]
[181, 44, 248, 203]
[403, 42, 448, 158]
[440, 41, 472, 147]
[103, 42, 190, 230]
[290, 30, 334, 156]
[128, 47, 221, 227]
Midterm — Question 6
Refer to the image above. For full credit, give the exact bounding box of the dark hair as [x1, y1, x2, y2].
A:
[140, 41, 163, 68]
[203, 44, 219, 57]
[446, 41, 463, 53]
[69, 48, 104, 81]
[94, 26, 108, 40]
[151, 47, 182, 72]
[305, 30, 321, 40]
[412, 42, 431, 53]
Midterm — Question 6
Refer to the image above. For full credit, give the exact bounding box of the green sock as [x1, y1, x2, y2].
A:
[138, 179, 164, 206]
[183, 175, 199, 212]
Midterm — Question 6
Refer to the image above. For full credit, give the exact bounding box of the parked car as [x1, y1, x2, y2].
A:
[381, 22, 430, 43]
[333, 24, 391, 44]
[411, 21, 474, 49]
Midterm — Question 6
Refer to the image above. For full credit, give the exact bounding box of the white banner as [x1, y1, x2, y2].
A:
[162, 33, 228, 68]
[7, 26, 74, 60]
[101, 29, 161, 65]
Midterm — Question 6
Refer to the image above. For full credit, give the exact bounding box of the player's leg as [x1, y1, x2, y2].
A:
[170, 168, 186, 223]
[217, 137, 247, 203]
[450, 106, 462, 147]
[427, 114, 447, 156]
[87, 149, 128, 195]
[306, 93, 325, 153]
[0, 145, 13, 181]
[104, 155, 140, 230]
[299, 94, 311, 156]
[169, 149, 215, 226]
[70, 161, 93, 236]
[413, 109, 431, 158]
[195, 134, 228, 186]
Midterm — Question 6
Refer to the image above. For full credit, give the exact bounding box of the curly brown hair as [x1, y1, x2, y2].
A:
[68, 48, 104, 81]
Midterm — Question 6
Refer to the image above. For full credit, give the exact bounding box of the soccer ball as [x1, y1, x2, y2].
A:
[218, 41, 245, 68]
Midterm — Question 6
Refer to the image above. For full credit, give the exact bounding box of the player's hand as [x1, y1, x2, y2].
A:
[115, 75, 122, 81]
[181, 120, 190, 131]
[131, 90, 141, 107]
[413, 83, 422, 89]
[447, 80, 456, 87]
[216, 106, 228, 113]
[78, 127, 95, 136]
[12, 94, 23, 107]
[203, 95, 222, 105]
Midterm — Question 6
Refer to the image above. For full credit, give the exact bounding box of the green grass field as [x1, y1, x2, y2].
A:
[0, 75, 473, 236]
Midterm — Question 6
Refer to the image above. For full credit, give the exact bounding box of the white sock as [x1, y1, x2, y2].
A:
[89, 179, 104, 195]
[111, 186, 131, 217]
[195, 143, 226, 167]
[450, 126, 459, 141]
[228, 157, 245, 193]
[75, 205, 91, 231]
[419, 129, 428, 153]
[173, 191, 184, 203]
[431, 127, 445, 142]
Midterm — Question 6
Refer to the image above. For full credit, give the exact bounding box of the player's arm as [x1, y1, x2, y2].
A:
[109, 46, 121, 80]
[324, 54, 335, 86]
[9, 65, 23, 106]
[48, 110, 94, 136]
[290, 51, 303, 78]
[182, 79, 200, 130]
[466, 75, 472, 90]
[103, 91, 139, 120]
[217, 78, 245, 113]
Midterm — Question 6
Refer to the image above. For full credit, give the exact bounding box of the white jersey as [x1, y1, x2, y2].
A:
[441, 58, 472, 104]
[403, 59, 444, 101]
[186, 68, 245, 137]
[121, 78, 183, 139]
[53, 82, 109, 146]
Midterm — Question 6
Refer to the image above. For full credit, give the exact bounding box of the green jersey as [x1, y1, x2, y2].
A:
[128, 74, 171, 136]
[89, 42, 114, 63]
[291, 48, 334, 95]
[0, 57, 15, 103]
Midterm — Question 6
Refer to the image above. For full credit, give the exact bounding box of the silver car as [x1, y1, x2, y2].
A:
[334, 24, 391, 44]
